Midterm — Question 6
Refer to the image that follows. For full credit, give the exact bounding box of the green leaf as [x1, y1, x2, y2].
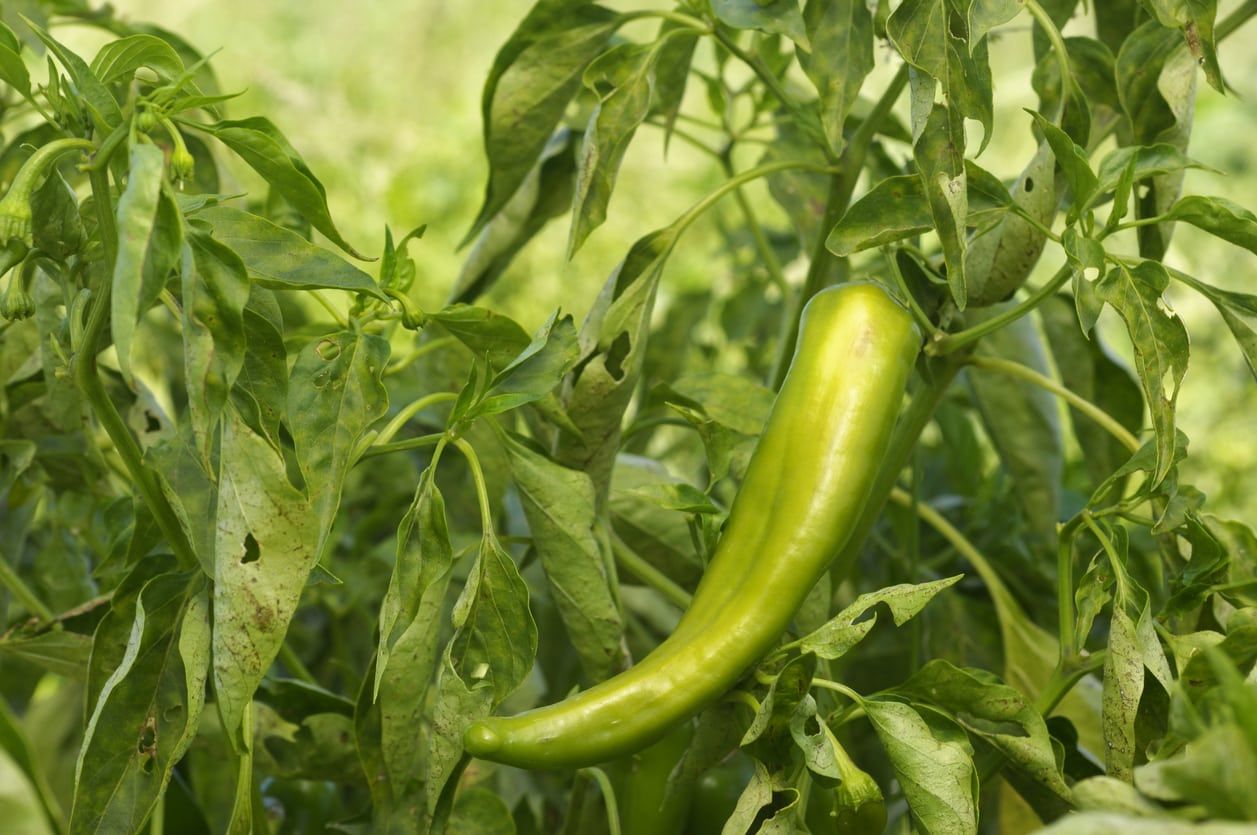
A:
[424, 658, 494, 820]
[887, 0, 952, 82]
[897, 660, 1072, 810]
[70, 575, 209, 833]
[25, 20, 123, 130]
[465, 0, 617, 244]
[914, 103, 968, 306]
[712, 0, 810, 51]
[1040, 295, 1145, 482]
[427, 304, 531, 369]
[199, 117, 367, 258]
[0, 745, 55, 835]
[797, 575, 962, 660]
[0, 43, 31, 100]
[798, 0, 874, 155]
[449, 534, 538, 703]
[0, 628, 92, 679]
[827, 174, 932, 256]
[968, 313, 1063, 541]
[569, 42, 660, 256]
[287, 329, 390, 545]
[212, 412, 319, 748]
[109, 142, 167, 387]
[764, 116, 832, 252]
[968, 0, 1024, 46]
[964, 141, 1056, 306]
[1094, 260, 1189, 486]
[723, 760, 796, 834]
[500, 431, 622, 682]
[1029, 110, 1097, 216]
[742, 654, 816, 766]
[1114, 19, 1188, 126]
[194, 205, 383, 297]
[369, 467, 453, 802]
[1138, 0, 1223, 92]
[1165, 194, 1257, 255]
[1174, 275, 1257, 383]
[650, 22, 697, 148]
[448, 787, 516, 835]
[91, 34, 185, 85]
[452, 129, 577, 304]
[231, 288, 288, 447]
[1094, 144, 1215, 204]
[182, 230, 250, 462]
[864, 698, 979, 835]
[555, 225, 678, 503]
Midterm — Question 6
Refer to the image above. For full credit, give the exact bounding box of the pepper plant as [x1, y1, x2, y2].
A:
[2, 0, 1257, 833]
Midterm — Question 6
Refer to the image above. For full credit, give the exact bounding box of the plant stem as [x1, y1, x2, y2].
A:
[454, 438, 494, 534]
[926, 263, 1072, 356]
[1033, 651, 1105, 715]
[1055, 517, 1083, 657]
[812, 677, 863, 703]
[429, 753, 470, 835]
[644, 118, 722, 158]
[1219, 0, 1257, 40]
[72, 167, 198, 569]
[579, 767, 622, 835]
[359, 431, 445, 460]
[0, 555, 55, 622]
[610, 533, 692, 610]
[674, 159, 839, 238]
[385, 335, 455, 376]
[277, 642, 317, 685]
[719, 152, 787, 289]
[309, 289, 347, 327]
[966, 355, 1141, 452]
[616, 8, 711, 33]
[1024, 0, 1082, 120]
[711, 30, 811, 145]
[374, 391, 458, 446]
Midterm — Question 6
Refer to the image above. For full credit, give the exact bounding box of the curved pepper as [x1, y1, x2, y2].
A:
[464, 282, 920, 769]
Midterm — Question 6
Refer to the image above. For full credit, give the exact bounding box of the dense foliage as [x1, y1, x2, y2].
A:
[2, 1, 1257, 833]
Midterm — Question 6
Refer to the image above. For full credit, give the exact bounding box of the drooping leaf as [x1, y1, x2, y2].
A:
[198, 118, 367, 257]
[109, 142, 167, 386]
[500, 431, 621, 681]
[864, 698, 979, 835]
[798, 0, 874, 155]
[1094, 260, 1189, 486]
[797, 575, 962, 660]
[70, 575, 209, 833]
[464, 0, 617, 243]
[212, 412, 319, 748]
[288, 329, 390, 545]
[569, 42, 660, 256]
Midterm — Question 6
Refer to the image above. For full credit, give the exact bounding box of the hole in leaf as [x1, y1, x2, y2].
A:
[803, 715, 821, 736]
[241, 533, 261, 564]
[605, 331, 632, 380]
[316, 338, 341, 361]
[144, 410, 161, 433]
[1024, 177, 1034, 193]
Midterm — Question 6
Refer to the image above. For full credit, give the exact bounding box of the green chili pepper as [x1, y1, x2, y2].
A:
[0, 137, 93, 247]
[463, 282, 920, 769]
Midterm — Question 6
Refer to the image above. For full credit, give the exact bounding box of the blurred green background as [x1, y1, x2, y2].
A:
[102, 0, 1255, 517]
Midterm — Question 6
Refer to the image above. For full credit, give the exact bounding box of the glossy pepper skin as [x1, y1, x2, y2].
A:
[464, 282, 921, 769]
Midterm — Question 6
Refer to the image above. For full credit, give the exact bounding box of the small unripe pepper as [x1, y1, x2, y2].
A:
[0, 138, 93, 248]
